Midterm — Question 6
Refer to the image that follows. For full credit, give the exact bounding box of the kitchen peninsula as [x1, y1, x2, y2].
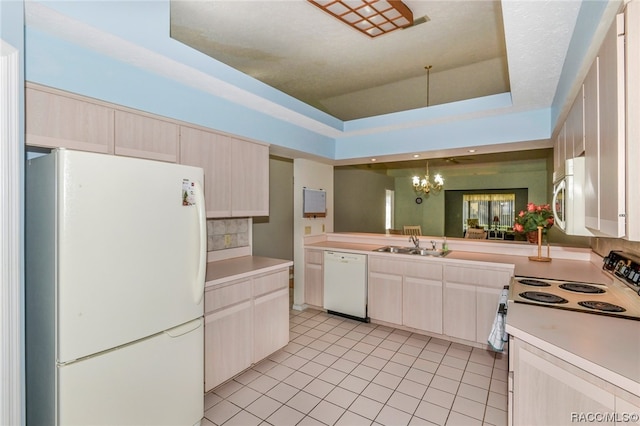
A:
[304, 232, 640, 424]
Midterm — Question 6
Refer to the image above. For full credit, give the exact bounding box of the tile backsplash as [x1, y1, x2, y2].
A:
[207, 218, 250, 251]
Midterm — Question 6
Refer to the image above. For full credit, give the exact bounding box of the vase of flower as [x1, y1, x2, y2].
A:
[513, 202, 554, 241]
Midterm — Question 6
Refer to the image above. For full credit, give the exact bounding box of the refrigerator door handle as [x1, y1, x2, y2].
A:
[194, 180, 206, 304]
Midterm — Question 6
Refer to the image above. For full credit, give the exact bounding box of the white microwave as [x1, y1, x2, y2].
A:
[552, 157, 594, 236]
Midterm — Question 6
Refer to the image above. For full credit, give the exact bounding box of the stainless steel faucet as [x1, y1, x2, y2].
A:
[430, 240, 437, 250]
[409, 235, 419, 248]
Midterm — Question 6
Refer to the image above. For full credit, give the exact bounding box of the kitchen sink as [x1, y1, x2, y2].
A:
[373, 246, 451, 257]
[373, 246, 414, 254]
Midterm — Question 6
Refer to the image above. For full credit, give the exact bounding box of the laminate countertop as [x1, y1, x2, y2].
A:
[205, 256, 292, 287]
[305, 237, 639, 396]
[305, 240, 610, 284]
[506, 302, 640, 396]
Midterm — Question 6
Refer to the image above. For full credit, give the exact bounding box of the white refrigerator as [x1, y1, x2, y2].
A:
[25, 149, 207, 426]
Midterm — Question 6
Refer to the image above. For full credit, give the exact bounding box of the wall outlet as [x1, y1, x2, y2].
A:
[304, 226, 311, 235]
[224, 234, 232, 247]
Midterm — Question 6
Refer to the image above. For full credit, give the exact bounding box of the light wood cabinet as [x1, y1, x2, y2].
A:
[584, 57, 599, 234]
[369, 256, 443, 334]
[304, 249, 324, 308]
[25, 85, 115, 154]
[510, 338, 618, 426]
[625, 1, 640, 241]
[366, 255, 509, 345]
[180, 126, 232, 217]
[402, 262, 443, 334]
[114, 110, 178, 162]
[253, 270, 290, 363]
[204, 267, 289, 392]
[443, 281, 477, 342]
[368, 257, 403, 325]
[585, 13, 626, 238]
[230, 140, 269, 217]
[567, 84, 585, 157]
[443, 265, 508, 344]
[615, 393, 640, 425]
[204, 279, 253, 391]
[553, 122, 566, 180]
[180, 125, 269, 218]
[475, 285, 503, 344]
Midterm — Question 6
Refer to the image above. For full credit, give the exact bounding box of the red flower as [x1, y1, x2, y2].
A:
[513, 202, 554, 234]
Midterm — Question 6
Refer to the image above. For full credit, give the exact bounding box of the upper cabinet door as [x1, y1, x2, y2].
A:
[231, 141, 269, 217]
[586, 13, 626, 238]
[553, 123, 566, 180]
[26, 86, 115, 154]
[568, 84, 585, 157]
[180, 126, 232, 218]
[584, 58, 600, 232]
[114, 111, 178, 163]
[625, 1, 640, 241]
[180, 126, 269, 218]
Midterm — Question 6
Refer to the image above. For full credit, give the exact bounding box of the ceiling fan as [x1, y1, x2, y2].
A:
[444, 157, 474, 164]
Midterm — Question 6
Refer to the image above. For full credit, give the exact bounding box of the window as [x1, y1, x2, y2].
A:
[462, 193, 515, 230]
[385, 189, 395, 230]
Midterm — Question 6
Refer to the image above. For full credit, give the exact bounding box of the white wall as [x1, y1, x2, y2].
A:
[292, 159, 333, 309]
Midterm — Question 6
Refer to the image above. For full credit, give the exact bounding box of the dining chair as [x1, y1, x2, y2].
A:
[403, 225, 422, 236]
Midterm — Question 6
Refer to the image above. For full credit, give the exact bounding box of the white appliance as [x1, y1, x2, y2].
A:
[552, 157, 594, 236]
[511, 250, 640, 321]
[25, 149, 207, 426]
[323, 251, 368, 322]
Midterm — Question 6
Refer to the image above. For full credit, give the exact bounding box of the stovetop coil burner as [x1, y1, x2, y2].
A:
[559, 283, 606, 294]
[578, 301, 626, 312]
[518, 279, 551, 287]
[519, 291, 569, 304]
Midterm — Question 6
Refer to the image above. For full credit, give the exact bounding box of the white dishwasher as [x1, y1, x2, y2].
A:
[323, 251, 368, 322]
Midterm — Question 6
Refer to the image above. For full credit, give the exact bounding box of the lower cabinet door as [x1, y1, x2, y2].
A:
[254, 287, 290, 363]
[513, 339, 616, 425]
[403, 276, 443, 334]
[443, 281, 476, 341]
[368, 272, 403, 325]
[476, 286, 502, 345]
[204, 301, 253, 392]
[304, 262, 323, 307]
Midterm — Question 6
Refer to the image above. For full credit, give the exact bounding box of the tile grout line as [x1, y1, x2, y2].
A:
[204, 309, 508, 426]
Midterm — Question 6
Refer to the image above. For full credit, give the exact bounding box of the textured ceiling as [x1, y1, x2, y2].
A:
[25, 0, 586, 167]
[170, 0, 511, 120]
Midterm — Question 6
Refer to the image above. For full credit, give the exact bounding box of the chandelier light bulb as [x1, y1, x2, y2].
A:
[412, 162, 444, 195]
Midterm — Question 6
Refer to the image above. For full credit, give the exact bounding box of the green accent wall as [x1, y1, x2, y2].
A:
[393, 166, 549, 237]
[253, 156, 294, 260]
[334, 167, 395, 233]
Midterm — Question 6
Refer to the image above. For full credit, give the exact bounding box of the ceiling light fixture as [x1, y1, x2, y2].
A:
[412, 161, 444, 195]
[425, 65, 432, 107]
[307, 0, 413, 38]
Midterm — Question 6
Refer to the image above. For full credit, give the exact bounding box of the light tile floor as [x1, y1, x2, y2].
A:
[203, 309, 508, 426]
